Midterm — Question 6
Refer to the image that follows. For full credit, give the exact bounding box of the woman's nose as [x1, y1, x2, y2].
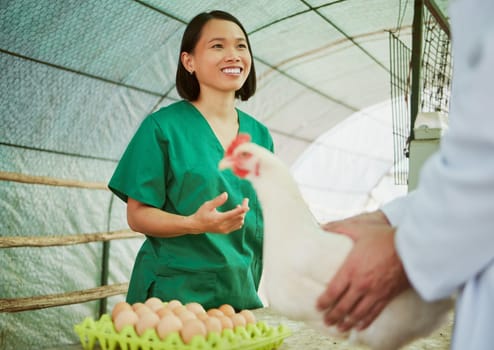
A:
[224, 48, 241, 62]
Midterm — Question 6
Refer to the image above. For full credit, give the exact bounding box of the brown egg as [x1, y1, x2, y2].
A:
[172, 305, 188, 316]
[113, 309, 139, 332]
[218, 315, 233, 329]
[132, 302, 146, 313]
[111, 301, 132, 321]
[218, 304, 235, 317]
[135, 311, 160, 336]
[156, 307, 174, 319]
[185, 302, 206, 315]
[239, 309, 256, 324]
[230, 313, 246, 328]
[206, 308, 224, 318]
[196, 312, 210, 321]
[145, 297, 164, 312]
[202, 316, 222, 333]
[177, 310, 197, 323]
[166, 299, 183, 311]
[156, 314, 183, 340]
[180, 319, 207, 344]
[134, 304, 153, 318]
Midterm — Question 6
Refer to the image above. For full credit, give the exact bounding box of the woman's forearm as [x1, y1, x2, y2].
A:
[126, 197, 201, 237]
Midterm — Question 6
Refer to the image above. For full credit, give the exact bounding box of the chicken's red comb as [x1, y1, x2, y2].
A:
[226, 133, 251, 156]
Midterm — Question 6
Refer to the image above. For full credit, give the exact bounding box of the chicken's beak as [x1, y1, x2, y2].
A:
[218, 157, 234, 171]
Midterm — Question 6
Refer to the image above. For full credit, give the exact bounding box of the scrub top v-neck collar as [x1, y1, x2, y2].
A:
[185, 101, 242, 153]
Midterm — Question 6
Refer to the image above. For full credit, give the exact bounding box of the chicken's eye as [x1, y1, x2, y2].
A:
[239, 151, 251, 159]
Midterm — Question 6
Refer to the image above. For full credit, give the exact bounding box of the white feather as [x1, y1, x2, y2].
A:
[221, 141, 453, 350]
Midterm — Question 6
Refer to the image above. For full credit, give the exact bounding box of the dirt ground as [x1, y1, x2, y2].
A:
[255, 308, 454, 350]
[399, 312, 453, 350]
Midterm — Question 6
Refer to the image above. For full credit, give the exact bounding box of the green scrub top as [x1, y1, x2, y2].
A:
[109, 100, 274, 310]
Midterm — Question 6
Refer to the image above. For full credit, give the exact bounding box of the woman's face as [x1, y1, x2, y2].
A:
[183, 19, 252, 97]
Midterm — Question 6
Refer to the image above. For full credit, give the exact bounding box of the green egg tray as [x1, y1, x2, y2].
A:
[74, 314, 291, 350]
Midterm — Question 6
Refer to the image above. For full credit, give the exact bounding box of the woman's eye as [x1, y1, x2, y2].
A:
[212, 44, 223, 49]
[238, 44, 247, 49]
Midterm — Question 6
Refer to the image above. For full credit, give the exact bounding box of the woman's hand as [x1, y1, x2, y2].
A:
[126, 193, 249, 237]
[189, 192, 250, 234]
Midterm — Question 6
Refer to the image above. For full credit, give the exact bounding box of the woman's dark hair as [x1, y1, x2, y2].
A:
[176, 10, 256, 101]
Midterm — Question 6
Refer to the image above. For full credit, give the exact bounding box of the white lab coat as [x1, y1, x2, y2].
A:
[382, 0, 494, 349]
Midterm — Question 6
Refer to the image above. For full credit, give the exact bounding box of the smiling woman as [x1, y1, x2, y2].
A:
[107, 10, 274, 310]
[180, 19, 252, 101]
[176, 11, 256, 104]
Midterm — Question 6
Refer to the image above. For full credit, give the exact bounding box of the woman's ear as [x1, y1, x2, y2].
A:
[181, 52, 194, 74]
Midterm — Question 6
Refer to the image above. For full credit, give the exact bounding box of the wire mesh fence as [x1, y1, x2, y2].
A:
[389, 1, 452, 185]
[421, 8, 452, 114]
[389, 33, 411, 185]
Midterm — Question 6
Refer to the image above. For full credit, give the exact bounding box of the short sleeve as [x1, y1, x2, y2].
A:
[108, 115, 169, 209]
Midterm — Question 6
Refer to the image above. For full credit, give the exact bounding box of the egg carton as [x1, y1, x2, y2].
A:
[74, 314, 292, 350]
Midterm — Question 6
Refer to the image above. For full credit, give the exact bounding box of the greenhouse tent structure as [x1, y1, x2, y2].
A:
[0, 1, 451, 348]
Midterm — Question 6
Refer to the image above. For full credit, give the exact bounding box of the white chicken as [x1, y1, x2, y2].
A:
[219, 134, 453, 350]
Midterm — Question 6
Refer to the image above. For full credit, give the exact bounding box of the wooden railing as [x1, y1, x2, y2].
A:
[0, 171, 108, 190]
[0, 171, 143, 313]
[0, 229, 141, 248]
[0, 283, 130, 313]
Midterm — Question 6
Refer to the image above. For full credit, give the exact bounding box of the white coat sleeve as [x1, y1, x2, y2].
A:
[395, 0, 494, 302]
[380, 192, 415, 226]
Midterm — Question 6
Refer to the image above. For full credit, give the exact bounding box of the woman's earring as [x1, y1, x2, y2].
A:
[189, 70, 194, 75]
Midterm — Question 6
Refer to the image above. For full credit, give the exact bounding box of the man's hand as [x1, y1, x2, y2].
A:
[321, 210, 390, 240]
[316, 215, 410, 332]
